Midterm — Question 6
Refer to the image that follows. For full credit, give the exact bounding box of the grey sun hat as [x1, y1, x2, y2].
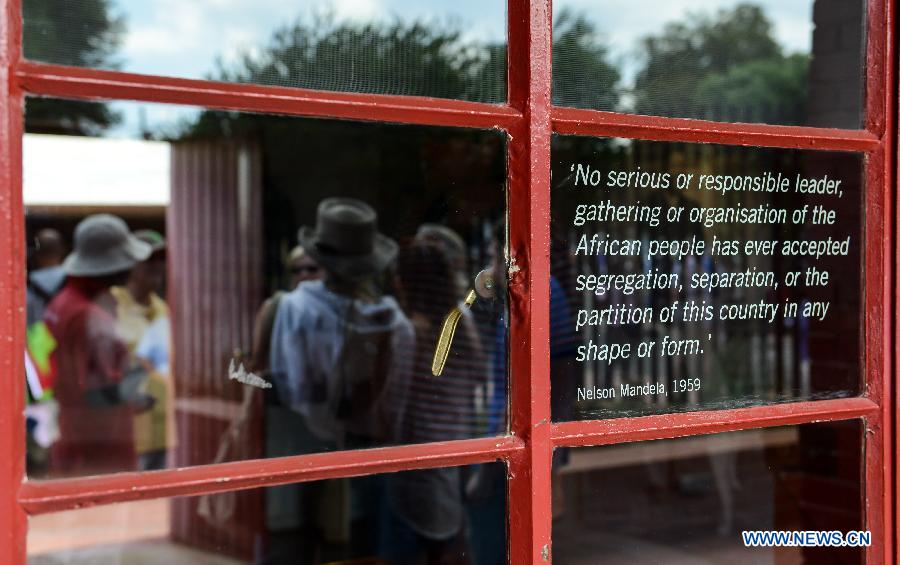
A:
[63, 214, 153, 277]
[298, 198, 398, 280]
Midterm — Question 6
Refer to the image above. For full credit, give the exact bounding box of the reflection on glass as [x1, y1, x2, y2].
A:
[553, 0, 865, 128]
[551, 136, 862, 421]
[22, 0, 507, 104]
[553, 420, 864, 564]
[28, 463, 508, 564]
[23, 97, 508, 479]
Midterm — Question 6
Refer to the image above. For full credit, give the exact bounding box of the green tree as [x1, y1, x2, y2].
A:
[633, 3, 808, 124]
[552, 9, 620, 111]
[209, 14, 504, 104]
[22, 0, 124, 134]
[187, 11, 621, 134]
[695, 53, 809, 123]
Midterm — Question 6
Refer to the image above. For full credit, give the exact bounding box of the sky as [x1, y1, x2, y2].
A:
[95, 0, 814, 137]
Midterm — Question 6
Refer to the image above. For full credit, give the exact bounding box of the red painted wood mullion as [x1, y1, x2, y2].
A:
[551, 397, 879, 447]
[892, 0, 900, 557]
[552, 106, 880, 152]
[893, 79, 899, 565]
[865, 146, 888, 565]
[506, 0, 553, 563]
[15, 62, 522, 131]
[865, 0, 889, 139]
[18, 435, 524, 516]
[864, 0, 894, 561]
[881, 0, 897, 560]
[0, 0, 27, 561]
[17, 61, 882, 151]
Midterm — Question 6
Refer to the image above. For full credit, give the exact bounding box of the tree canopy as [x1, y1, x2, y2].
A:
[552, 9, 620, 111]
[23, 0, 124, 134]
[632, 3, 809, 124]
[198, 10, 620, 114]
[209, 14, 505, 104]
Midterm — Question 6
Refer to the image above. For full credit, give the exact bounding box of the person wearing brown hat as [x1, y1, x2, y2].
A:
[265, 198, 414, 560]
[43, 214, 154, 476]
[269, 197, 413, 446]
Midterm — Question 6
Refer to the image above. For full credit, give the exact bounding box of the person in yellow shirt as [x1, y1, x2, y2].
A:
[112, 230, 167, 345]
[111, 229, 173, 470]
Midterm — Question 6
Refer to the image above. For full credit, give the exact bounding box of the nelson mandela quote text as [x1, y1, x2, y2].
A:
[560, 160, 853, 409]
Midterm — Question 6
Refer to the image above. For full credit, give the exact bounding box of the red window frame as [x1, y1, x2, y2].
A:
[0, 0, 895, 563]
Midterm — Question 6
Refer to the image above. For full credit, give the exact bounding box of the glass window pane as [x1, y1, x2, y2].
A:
[552, 0, 865, 128]
[553, 420, 865, 564]
[28, 462, 508, 564]
[551, 136, 862, 421]
[22, 0, 507, 104]
[23, 97, 508, 479]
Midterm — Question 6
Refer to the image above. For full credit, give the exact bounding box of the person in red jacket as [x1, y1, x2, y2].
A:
[43, 214, 153, 476]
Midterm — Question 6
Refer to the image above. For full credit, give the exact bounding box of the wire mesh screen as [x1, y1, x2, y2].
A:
[551, 0, 865, 129]
[22, 1, 507, 104]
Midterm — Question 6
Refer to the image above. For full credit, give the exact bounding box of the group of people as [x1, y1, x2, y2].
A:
[24, 216, 172, 477]
[251, 198, 510, 564]
[25, 199, 515, 564]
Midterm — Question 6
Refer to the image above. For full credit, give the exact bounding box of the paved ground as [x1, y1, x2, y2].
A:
[27, 498, 243, 564]
[29, 540, 244, 565]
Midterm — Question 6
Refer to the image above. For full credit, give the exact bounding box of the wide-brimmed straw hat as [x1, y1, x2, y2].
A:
[63, 214, 152, 277]
[298, 198, 397, 279]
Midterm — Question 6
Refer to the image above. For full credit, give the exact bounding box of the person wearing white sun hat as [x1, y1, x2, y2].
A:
[43, 214, 155, 476]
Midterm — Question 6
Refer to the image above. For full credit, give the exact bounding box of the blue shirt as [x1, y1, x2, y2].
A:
[487, 276, 574, 434]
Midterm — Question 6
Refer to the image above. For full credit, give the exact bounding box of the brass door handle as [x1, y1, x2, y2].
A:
[431, 270, 495, 376]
